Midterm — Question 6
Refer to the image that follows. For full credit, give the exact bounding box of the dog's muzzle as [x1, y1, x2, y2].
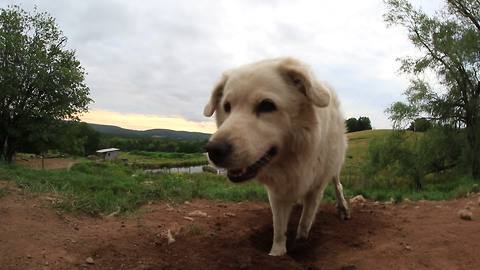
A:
[227, 147, 278, 183]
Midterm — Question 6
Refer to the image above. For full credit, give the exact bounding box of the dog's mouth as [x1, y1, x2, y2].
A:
[227, 147, 278, 183]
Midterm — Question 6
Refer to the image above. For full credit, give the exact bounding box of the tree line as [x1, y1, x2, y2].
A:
[99, 136, 207, 154]
[14, 120, 207, 156]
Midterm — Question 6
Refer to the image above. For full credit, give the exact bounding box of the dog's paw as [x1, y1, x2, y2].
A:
[268, 246, 287, 256]
[293, 236, 308, 250]
[290, 236, 310, 255]
[294, 235, 308, 243]
[295, 229, 309, 241]
[337, 205, 351, 220]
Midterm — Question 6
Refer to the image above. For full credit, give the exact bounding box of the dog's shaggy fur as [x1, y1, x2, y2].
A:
[203, 58, 350, 256]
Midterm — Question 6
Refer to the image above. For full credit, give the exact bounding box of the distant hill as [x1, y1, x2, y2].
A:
[87, 123, 211, 141]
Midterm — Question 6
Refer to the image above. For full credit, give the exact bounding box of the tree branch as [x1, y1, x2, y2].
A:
[447, 0, 480, 32]
[412, 27, 471, 106]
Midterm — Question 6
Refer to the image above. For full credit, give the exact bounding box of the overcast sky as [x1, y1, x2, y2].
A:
[1, 0, 443, 132]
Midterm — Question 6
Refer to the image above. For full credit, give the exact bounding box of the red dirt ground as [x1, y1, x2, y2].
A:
[1, 181, 479, 270]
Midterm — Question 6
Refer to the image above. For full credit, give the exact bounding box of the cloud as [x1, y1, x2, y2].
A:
[1, 0, 439, 130]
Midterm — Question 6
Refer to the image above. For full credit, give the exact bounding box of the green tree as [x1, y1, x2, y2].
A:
[0, 6, 91, 163]
[407, 118, 433, 132]
[345, 118, 358, 133]
[346, 116, 372, 133]
[384, 0, 480, 178]
[365, 131, 425, 189]
[357, 116, 372, 131]
[54, 122, 100, 156]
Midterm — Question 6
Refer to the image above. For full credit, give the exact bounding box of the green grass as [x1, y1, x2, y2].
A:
[342, 129, 424, 187]
[347, 175, 478, 202]
[0, 162, 266, 215]
[1, 159, 474, 216]
[0, 187, 7, 198]
[1, 130, 478, 215]
[342, 129, 478, 201]
[342, 129, 395, 187]
[120, 151, 208, 169]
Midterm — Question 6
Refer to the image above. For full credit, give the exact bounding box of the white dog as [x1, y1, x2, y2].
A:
[203, 58, 350, 256]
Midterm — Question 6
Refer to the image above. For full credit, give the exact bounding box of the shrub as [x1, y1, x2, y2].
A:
[363, 127, 465, 190]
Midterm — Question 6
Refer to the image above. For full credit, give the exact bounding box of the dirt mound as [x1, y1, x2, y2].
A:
[1, 183, 479, 270]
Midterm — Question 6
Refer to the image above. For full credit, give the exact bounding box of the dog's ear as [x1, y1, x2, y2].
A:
[278, 58, 330, 107]
[203, 75, 227, 117]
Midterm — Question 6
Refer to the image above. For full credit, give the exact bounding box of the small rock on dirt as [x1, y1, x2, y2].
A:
[166, 229, 175, 244]
[168, 222, 181, 235]
[188, 210, 208, 217]
[350, 195, 366, 204]
[224, 212, 236, 217]
[85, 257, 95, 264]
[104, 206, 121, 219]
[458, 209, 473, 220]
[184, 216, 194, 221]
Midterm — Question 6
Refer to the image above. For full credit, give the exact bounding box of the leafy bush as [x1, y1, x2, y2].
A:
[407, 118, 432, 132]
[364, 127, 466, 189]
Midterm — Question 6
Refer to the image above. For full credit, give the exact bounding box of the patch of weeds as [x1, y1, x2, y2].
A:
[0, 187, 8, 198]
[187, 223, 203, 236]
[393, 193, 403, 203]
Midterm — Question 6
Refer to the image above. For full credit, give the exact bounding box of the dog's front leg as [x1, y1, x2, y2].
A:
[268, 193, 293, 256]
[333, 175, 350, 220]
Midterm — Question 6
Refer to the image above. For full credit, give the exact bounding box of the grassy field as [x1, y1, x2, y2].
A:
[341, 129, 478, 200]
[120, 151, 208, 169]
[0, 130, 478, 215]
[342, 129, 393, 187]
[0, 162, 267, 215]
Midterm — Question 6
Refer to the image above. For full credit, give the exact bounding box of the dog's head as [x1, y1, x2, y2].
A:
[204, 58, 331, 182]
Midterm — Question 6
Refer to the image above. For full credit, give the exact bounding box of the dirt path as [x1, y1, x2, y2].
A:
[1, 182, 479, 270]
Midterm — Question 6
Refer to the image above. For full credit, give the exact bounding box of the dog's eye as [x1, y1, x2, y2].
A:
[256, 100, 277, 114]
[223, 102, 231, 113]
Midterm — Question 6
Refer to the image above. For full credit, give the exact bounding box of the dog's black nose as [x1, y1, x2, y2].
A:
[204, 141, 233, 166]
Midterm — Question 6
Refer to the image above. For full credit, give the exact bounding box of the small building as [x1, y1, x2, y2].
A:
[96, 148, 120, 161]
